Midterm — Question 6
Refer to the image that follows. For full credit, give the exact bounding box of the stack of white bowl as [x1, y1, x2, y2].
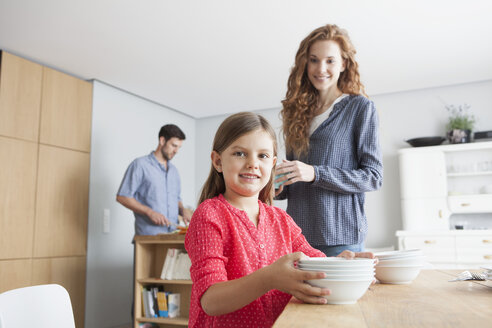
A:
[481, 265, 492, 280]
[299, 257, 376, 304]
[374, 249, 425, 284]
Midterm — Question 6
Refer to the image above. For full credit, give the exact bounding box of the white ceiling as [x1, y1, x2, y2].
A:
[1, 0, 491, 118]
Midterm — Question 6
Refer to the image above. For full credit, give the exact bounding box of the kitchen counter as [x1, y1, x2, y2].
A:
[273, 270, 492, 327]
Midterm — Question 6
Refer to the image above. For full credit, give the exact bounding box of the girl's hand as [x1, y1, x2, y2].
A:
[264, 252, 330, 304]
[276, 160, 315, 185]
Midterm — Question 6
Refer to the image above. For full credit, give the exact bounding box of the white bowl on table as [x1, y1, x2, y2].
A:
[298, 264, 375, 272]
[375, 265, 423, 284]
[374, 249, 423, 260]
[376, 256, 426, 267]
[306, 278, 373, 304]
[299, 257, 376, 266]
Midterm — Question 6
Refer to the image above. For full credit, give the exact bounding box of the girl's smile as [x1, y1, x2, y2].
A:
[212, 129, 276, 201]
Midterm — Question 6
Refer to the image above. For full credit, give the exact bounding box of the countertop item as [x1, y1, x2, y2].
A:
[273, 270, 492, 328]
[405, 136, 446, 147]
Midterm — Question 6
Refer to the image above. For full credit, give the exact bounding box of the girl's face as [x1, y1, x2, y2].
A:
[212, 129, 276, 200]
[307, 40, 346, 94]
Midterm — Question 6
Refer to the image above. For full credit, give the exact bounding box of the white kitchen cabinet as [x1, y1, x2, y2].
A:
[397, 230, 492, 269]
[397, 141, 492, 268]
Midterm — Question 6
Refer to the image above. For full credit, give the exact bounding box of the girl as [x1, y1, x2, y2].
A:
[185, 112, 373, 327]
[275, 24, 383, 256]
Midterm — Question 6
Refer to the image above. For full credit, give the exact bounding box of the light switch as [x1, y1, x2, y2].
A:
[103, 209, 110, 234]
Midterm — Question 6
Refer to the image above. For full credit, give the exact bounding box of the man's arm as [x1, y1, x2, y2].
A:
[178, 201, 192, 225]
[116, 195, 172, 227]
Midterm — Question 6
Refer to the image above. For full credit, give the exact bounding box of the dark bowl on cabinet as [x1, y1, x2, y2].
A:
[405, 136, 446, 147]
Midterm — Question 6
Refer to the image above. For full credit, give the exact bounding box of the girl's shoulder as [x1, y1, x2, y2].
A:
[194, 196, 226, 216]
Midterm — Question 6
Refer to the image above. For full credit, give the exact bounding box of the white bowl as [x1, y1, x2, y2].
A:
[375, 265, 423, 284]
[374, 249, 423, 260]
[306, 278, 373, 304]
[298, 267, 375, 274]
[376, 256, 426, 267]
[299, 257, 376, 266]
[324, 272, 374, 279]
[299, 268, 374, 279]
[298, 264, 375, 272]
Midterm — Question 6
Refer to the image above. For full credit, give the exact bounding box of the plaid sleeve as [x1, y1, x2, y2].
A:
[312, 100, 383, 194]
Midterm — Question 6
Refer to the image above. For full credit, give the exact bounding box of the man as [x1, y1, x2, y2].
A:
[117, 124, 192, 236]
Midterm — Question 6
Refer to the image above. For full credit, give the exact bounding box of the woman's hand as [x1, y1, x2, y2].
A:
[336, 250, 375, 260]
[276, 159, 315, 185]
[264, 252, 330, 304]
[336, 250, 378, 284]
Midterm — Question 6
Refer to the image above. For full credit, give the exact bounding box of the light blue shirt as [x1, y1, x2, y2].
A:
[277, 95, 383, 246]
[117, 151, 181, 236]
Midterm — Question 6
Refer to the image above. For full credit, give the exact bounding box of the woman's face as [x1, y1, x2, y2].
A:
[212, 129, 276, 201]
[307, 40, 346, 94]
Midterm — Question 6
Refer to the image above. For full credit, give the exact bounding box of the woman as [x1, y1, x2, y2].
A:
[275, 24, 383, 257]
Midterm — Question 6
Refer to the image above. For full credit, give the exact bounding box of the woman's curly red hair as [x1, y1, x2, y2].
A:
[281, 24, 367, 158]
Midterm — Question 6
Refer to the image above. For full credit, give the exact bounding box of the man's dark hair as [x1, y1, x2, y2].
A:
[158, 124, 186, 141]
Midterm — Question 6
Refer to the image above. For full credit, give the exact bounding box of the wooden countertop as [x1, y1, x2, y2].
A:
[273, 270, 492, 327]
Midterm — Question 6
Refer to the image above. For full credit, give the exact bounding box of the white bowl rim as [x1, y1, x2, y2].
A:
[299, 257, 376, 265]
[375, 265, 424, 269]
[374, 249, 422, 258]
[378, 255, 426, 261]
[308, 278, 374, 283]
[298, 267, 375, 272]
[298, 265, 375, 270]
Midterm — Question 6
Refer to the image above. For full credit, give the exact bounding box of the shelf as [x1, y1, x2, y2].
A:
[136, 316, 189, 326]
[139, 278, 192, 285]
[447, 171, 492, 177]
[135, 233, 185, 244]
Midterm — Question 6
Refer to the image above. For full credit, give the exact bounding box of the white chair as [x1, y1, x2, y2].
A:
[0, 284, 75, 328]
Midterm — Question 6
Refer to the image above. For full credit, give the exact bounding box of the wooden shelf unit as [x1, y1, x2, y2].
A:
[134, 234, 191, 328]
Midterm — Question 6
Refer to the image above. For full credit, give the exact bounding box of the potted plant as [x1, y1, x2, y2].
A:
[446, 103, 475, 143]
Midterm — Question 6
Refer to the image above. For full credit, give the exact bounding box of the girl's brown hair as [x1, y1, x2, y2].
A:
[198, 112, 278, 206]
[281, 24, 367, 158]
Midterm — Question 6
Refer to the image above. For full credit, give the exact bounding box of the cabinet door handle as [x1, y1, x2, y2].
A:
[438, 210, 443, 218]
[484, 255, 492, 260]
[460, 203, 471, 207]
[424, 240, 436, 244]
[483, 240, 492, 244]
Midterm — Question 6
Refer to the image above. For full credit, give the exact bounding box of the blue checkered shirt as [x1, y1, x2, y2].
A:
[277, 95, 383, 246]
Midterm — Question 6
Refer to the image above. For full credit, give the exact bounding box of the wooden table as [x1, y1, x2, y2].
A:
[273, 270, 492, 327]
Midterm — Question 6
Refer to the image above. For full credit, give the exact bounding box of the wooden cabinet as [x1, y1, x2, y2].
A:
[39, 66, 93, 152]
[0, 51, 43, 142]
[34, 145, 90, 257]
[0, 137, 37, 259]
[0, 51, 92, 328]
[134, 234, 191, 328]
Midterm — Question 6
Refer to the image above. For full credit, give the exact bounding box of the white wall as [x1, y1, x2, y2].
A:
[85, 81, 195, 328]
[194, 80, 492, 250]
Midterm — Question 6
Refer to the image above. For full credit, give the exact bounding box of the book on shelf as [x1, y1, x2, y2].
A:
[160, 248, 191, 280]
[141, 287, 157, 318]
[151, 287, 160, 318]
[168, 293, 181, 318]
[157, 291, 169, 317]
[141, 287, 150, 318]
